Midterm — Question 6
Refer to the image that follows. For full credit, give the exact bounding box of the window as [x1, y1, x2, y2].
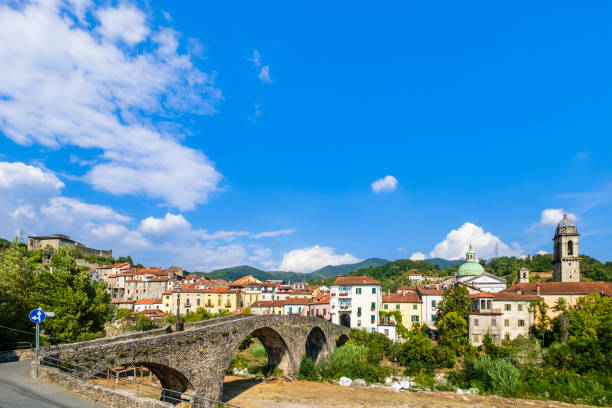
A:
[323, 309, 326, 316]
[474, 319, 479, 327]
[384, 304, 388, 310]
[473, 334, 479, 342]
[518, 304, 523, 312]
[357, 307, 362, 316]
[384, 329, 389, 335]
[568, 240, 574, 256]
[492, 319, 496, 327]
[518, 319, 525, 327]
[395, 304, 400, 310]
[197, 299, 200, 306]
[504, 319, 510, 327]
[411, 315, 419, 322]
[505, 304, 511, 311]
[289, 307, 293, 314]
[371, 315, 375, 323]
[413, 304, 417, 310]
[372, 287, 376, 294]
[486, 300, 492, 309]
[431, 300, 437, 308]
[356, 288, 362, 295]
[371, 302, 376, 310]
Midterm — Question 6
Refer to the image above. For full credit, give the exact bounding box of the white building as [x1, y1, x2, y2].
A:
[134, 298, 163, 312]
[417, 284, 447, 327]
[330, 276, 382, 333]
[284, 298, 311, 315]
[408, 274, 424, 282]
[377, 323, 397, 341]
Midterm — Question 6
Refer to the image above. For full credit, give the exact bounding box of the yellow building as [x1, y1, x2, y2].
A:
[382, 292, 422, 326]
[162, 287, 241, 316]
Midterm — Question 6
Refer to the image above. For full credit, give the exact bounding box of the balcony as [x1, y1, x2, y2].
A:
[471, 308, 502, 314]
[339, 293, 349, 296]
[224, 303, 232, 308]
[339, 305, 351, 310]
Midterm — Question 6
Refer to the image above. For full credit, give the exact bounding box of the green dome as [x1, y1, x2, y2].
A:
[456, 261, 485, 277]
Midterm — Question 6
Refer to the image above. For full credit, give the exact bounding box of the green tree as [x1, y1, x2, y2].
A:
[437, 311, 470, 355]
[0, 239, 36, 343]
[436, 285, 471, 322]
[34, 247, 111, 341]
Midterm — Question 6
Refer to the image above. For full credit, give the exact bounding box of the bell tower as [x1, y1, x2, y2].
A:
[518, 267, 530, 284]
[552, 214, 580, 282]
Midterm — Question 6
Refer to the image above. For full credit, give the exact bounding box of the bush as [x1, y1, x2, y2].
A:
[299, 355, 317, 380]
[249, 344, 267, 359]
[228, 354, 249, 371]
[316, 344, 392, 383]
[452, 356, 520, 397]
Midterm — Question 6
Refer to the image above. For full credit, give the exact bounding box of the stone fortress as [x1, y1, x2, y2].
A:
[27, 233, 112, 258]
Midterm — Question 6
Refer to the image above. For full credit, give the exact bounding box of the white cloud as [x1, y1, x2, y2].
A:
[41, 196, 131, 224]
[537, 208, 577, 227]
[199, 230, 249, 241]
[429, 222, 522, 260]
[371, 175, 398, 193]
[139, 213, 191, 234]
[536, 250, 548, 255]
[96, 5, 150, 45]
[0, 162, 64, 191]
[279, 245, 361, 273]
[409, 252, 426, 261]
[252, 228, 296, 239]
[0, 0, 222, 210]
[258, 65, 273, 83]
[245, 49, 261, 67]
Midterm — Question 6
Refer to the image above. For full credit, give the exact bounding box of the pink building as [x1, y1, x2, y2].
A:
[302, 294, 330, 320]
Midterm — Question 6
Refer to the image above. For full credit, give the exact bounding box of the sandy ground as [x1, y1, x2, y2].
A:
[223, 376, 588, 408]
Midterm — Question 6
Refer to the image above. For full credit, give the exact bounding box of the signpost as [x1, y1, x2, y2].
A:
[29, 308, 48, 380]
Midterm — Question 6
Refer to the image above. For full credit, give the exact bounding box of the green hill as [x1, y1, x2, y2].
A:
[346, 258, 443, 291]
[201, 257, 389, 283]
[425, 258, 464, 269]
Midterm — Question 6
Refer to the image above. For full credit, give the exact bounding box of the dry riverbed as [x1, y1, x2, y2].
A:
[223, 376, 588, 408]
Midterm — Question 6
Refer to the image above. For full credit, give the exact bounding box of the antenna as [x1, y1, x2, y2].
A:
[19, 228, 24, 243]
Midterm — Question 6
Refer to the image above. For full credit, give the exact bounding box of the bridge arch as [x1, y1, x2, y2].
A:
[305, 327, 327, 361]
[226, 326, 294, 375]
[117, 361, 193, 404]
[336, 333, 349, 347]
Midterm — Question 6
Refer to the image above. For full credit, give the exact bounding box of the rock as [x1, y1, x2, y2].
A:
[384, 377, 393, 384]
[351, 379, 367, 387]
[400, 380, 416, 389]
[330, 380, 339, 385]
[456, 388, 464, 394]
[339, 377, 352, 386]
[391, 382, 402, 392]
[468, 387, 479, 395]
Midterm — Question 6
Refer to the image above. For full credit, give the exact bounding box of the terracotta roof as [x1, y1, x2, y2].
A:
[289, 289, 313, 295]
[309, 295, 330, 305]
[164, 287, 239, 295]
[417, 285, 450, 295]
[134, 298, 163, 305]
[112, 262, 131, 268]
[284, 297, 312, 305]
[492, 292, 541, 301]
[383, 292, 422, 303]
[134, 309, 166, 317]
[111, 300, 134, 304]
[471, 292, 494, 299]
[149, 276, 170, 282]
[333, 276, 381, 286]
[503, 281, 612, 296]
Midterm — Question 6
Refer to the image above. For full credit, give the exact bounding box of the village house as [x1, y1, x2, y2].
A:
[302, 294, 330, 320]
[330, 276, 382, 333]
[258, 283, 278, 301]
[468, 291, 539, 345]
[134, 298, 163, 313]
[408, 274, 424, 282]
[250, 300, 286, 315]
[417, 284, 448, 327]
[161, 287, 240, 316]
[382, 291, 423, 326]
[284, 297, 311, 315]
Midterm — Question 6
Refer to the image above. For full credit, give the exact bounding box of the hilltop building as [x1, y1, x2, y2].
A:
[27, 234, 112, 257]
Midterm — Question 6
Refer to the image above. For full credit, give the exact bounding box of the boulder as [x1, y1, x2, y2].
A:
[391, 382, 402, 392]
[456, 388, 464, 394]
[351, 379, 367, 388]
[384, 377, 393, 384]
[339, 377, 352, 386]
[400, 380, 416, 389]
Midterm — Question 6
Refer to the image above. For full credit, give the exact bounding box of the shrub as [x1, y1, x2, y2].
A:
[248, 344, 267, 359]
[299, 355, 317, 380]
[454, 356, 520, 397]
[316, 343, 391, 383]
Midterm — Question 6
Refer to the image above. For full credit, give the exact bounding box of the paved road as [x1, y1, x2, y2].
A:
[0, 360, 103, 408]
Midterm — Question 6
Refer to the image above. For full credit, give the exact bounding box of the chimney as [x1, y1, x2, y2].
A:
[536, 283, 540, 294]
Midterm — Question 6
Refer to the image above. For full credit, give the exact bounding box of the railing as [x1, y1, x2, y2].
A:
[339, 293, 349, 296]
[339, 305, 351, 310]
[40, 355, 241, 407]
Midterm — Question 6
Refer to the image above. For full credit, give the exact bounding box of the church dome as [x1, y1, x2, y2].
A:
[557, 214, 575, 229]
[456, 261, 485, 277]
[456, 245, 485, 277]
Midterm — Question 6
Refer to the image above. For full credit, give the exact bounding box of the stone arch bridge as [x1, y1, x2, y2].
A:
[40, 315, 349, 407]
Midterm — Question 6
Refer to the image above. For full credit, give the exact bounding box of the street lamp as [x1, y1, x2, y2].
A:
[176, 286, 182, 332]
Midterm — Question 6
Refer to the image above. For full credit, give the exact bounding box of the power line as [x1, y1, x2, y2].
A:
[0, 324, 73, 343]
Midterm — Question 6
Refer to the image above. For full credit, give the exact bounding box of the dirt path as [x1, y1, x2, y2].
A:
[223, 376, 587, 408]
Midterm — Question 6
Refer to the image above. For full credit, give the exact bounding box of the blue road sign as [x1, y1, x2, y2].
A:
[29, 309, 46, 324]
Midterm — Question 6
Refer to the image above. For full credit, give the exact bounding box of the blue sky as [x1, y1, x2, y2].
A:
[1, 1, 611, 271]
